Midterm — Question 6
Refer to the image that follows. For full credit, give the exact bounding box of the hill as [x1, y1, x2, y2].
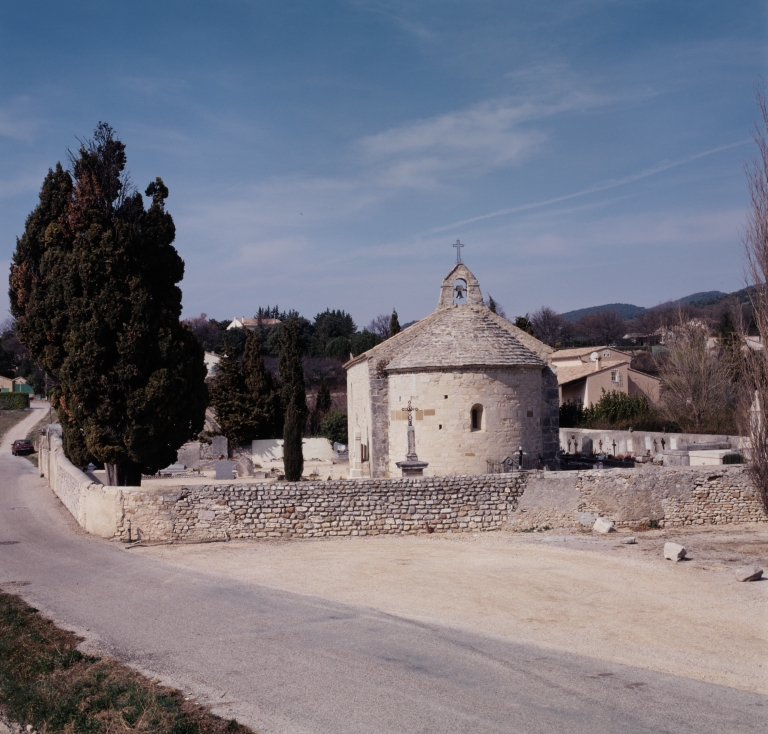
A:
[560, 303, 646, 322]
[560, 290, 734, 322]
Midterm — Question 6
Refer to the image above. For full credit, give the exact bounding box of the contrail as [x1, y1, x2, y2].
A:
[428, 140, 750, 235]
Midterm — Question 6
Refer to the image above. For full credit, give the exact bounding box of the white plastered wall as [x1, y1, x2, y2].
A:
[346, 360, 373, 475]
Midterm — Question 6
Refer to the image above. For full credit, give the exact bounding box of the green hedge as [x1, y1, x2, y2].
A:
[0, 393, 30, 410]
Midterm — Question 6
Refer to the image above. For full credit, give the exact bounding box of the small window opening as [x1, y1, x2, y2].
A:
[439, 424, 443, 430]
[470, 404, 484, 431]
[444, 395, 448, 399]
[453, 278, 468, 305]
[611, 369, 620, 384]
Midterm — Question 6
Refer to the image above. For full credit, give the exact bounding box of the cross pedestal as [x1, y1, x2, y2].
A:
[396, 401, 429, 477]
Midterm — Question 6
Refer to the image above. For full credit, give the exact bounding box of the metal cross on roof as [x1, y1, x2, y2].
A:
[453, 239, 464, 263]
[401, 399, 418, 426]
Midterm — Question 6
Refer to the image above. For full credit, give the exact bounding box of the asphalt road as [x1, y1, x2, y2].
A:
[0, 405, 765, 734]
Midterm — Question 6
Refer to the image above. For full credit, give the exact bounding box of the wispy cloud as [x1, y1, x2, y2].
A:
[427, 140, 751, 234]
[0, 99, 38, 142]
[358, 86, 616, 188]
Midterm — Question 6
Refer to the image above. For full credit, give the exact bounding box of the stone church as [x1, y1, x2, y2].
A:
[345, 263, 560, 477]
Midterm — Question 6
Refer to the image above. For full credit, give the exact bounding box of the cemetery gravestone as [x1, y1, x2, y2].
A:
[177, 441, 201, 470]
[214, 460, 235, 480]
[211, 435, 228, 459]
[236, 456, 254, 477]
[581, 437, 593, 455]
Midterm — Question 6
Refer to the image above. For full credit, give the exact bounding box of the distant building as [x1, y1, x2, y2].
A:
[550, 346, 659, 407]
[0, 375, 33, 394]
[203, 352, 220, 378]
[227, 317, 281, 330]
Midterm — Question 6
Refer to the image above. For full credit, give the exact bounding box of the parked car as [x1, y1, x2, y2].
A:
[11, 439, 34, 456]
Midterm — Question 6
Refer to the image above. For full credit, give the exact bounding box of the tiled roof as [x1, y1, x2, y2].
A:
[550, 346, 631, 360]
[346, 264, 551, 371]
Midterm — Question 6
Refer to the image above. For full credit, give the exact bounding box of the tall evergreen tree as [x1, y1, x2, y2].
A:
[242, 328, 282, 439]
[514, 315, 534, 335]
[209, 344, 253, 447]
[278, 317, 307, 481]
[9, 123, 207, 484]
[389, 309, 401, 338]
[315, 378, 332, 414]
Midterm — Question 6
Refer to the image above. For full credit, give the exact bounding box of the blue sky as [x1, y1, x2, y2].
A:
[1, 1, 766, 327]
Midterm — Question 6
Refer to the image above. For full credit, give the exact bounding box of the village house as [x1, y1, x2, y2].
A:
[344, 263, 559, 477]
[226, 316, 281, 330]
[550, 346, 660, 406]
[0, 375, 33, 394]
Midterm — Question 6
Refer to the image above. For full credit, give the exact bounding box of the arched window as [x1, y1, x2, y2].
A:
[470, 404, 484, 431]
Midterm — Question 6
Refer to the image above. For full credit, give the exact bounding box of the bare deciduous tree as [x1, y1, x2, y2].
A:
[740, 82, 768, 512]
[575, 310, 626, 345]
[530, 307, 570, 347]
[658, 318, 734, 434]
[367, 313, 391, 340]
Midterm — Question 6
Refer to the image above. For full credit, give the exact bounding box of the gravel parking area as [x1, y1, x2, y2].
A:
[139, 524, 768, 695]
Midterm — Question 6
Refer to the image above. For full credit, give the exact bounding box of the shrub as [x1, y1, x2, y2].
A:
[318, 409, 348, 445]
[559, 390, 667, 430]
[0, 393, 29, 410]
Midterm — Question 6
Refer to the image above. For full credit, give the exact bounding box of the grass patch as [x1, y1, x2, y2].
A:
[0, 589, 256, 734]
[0, 410, 30, 444]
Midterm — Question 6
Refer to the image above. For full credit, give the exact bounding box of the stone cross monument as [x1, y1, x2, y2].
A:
[395, 400, 429, 477]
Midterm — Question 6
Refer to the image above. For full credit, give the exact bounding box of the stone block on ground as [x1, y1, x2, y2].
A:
[734, 566, 763, 582]
[620, 536, 637, 544]
[593, 517, 615, 534]
[664, 542, 687, 561]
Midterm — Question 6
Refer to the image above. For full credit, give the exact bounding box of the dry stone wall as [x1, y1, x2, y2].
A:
[117, 475, 526, 543]
[37, 423, 765, 543]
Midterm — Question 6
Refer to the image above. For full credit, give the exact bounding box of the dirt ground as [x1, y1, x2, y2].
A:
[138, 524, 768, 695]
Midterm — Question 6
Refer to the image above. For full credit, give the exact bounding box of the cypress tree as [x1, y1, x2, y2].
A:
[209, 344, 254, 446]
[9, 123, 207, 485]
[242, 328, 282, 439]
[278, 317, 307, 481]
[389, 309, 401, 338]
[315, 378, 332, 414]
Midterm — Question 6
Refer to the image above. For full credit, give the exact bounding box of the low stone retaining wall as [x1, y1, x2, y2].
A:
[116, 475, 526, 543]
[37, 426, 765, 542]
[509, 466, 765, 530]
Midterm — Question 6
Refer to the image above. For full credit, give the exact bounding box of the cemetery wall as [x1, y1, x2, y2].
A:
[560, 427, 748, 456]
[37, 425, 765, 543]
[114, 474, 526, 543]
[39, 428, 121, 538]
[509, 466, 765, 530]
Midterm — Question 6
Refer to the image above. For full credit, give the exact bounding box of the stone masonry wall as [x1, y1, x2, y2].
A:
[508, 466, 765, 531]
[387, 367, 544, 476]
[116, 475, 526, 543]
